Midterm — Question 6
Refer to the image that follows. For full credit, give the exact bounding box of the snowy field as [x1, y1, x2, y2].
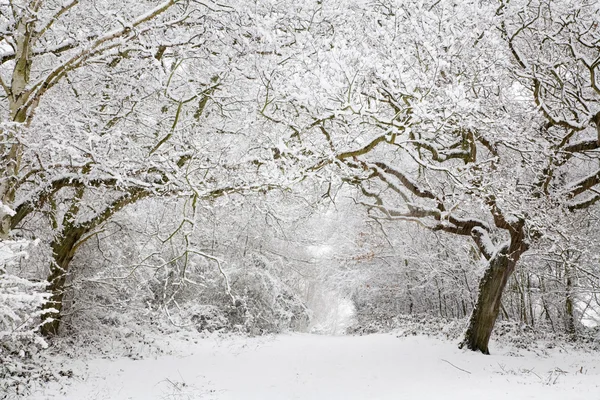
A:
[32, 333, 599, 400]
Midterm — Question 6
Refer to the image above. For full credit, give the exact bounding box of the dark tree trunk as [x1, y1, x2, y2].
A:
[459, 231, 528, 354]
[459, 247, 512, 354]
[40, 226, 88, 336]
[565, 263, 576, 339]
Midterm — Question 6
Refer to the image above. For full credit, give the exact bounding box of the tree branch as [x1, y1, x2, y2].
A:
[21, 0, 178, 120]
[336, 135, 388, 160]
[567, 169, 600, 198]
[36, 0, 80, 41]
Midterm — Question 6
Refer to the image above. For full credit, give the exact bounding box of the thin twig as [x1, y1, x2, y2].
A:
[441, 359, 471, 374]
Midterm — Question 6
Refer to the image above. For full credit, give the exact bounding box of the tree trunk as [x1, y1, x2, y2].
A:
[0, 7, 37, 238]
[459, 247, 512, 354]
[565, 262, 576, 339]
[459, 231, 528, 354]
[40, 226, 88, 336]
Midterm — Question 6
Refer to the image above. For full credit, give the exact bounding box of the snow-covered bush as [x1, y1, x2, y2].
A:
[141, 254, 311, 335]
[189, 305, 230, 333]
[228, 254, 311, 334]
[0, 239, 52, 397]
[59, 221, 312, 340]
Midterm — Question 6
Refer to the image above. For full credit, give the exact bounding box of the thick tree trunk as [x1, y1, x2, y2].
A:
[0, 102, 27, 238]
[459, 247, 512, 354]
[0, 8, 36, 238]
[459, 231, 528, 354]
[40, 226, 88, 336]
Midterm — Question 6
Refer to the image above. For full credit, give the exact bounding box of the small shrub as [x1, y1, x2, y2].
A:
[0, 239, 53, 398]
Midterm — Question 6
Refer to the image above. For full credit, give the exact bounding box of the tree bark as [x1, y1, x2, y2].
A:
[40, 226, 88, 336]
[459, 230, 528, 354]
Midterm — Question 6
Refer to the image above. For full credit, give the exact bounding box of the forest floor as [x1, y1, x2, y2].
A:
[29, 332, 599, 400]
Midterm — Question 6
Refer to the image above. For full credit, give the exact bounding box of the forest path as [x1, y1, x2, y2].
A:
[34, 333, 599, 399]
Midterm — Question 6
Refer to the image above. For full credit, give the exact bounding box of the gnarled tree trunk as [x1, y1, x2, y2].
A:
[460, 230, 528, 354]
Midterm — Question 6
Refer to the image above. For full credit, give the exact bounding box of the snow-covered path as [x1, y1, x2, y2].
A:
[35, 334, 599, 399]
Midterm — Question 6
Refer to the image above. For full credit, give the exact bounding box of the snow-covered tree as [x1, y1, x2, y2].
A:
[257, 0, 600, 353]
[0, 0, 296, 336]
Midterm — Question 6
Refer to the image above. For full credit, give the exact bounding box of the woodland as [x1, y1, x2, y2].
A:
[1, 0, 600, 395]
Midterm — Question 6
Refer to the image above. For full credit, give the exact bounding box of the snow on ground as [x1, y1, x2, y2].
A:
[32, 333, 599, 400]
